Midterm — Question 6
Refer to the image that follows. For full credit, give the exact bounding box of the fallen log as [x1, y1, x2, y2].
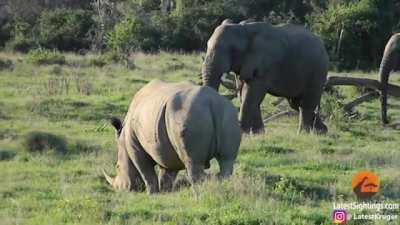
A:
[343, 91, 379, 112]
[326, 76, 400, 97]
[263, 110, 297, 123]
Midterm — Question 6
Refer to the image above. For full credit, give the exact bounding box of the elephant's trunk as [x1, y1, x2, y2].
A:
[202, 69, 221, 90]
[379, 54, 392, 124]
[201, 51, 229, 91]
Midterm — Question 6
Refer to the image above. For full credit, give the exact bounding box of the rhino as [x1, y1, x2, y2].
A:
[103, 80, 241, 193]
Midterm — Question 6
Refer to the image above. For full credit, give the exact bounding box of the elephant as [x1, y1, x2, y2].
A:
[379, 33, 400, 124]
[202, 20, 329, 134]
[103, 80, 241, 194]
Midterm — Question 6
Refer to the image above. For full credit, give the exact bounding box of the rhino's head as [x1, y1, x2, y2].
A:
[103, 117, 144, 192]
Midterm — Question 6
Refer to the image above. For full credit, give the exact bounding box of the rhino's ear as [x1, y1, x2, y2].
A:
[110, 117, 123, 137]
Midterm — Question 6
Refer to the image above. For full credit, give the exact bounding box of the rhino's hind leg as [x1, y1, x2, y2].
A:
[186, 162, 205, 185]
[216, 159, 234, 179]
[158, 168, 178, 192]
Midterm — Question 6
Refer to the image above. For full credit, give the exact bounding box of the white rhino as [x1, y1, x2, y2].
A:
[103, 80, 241, 193]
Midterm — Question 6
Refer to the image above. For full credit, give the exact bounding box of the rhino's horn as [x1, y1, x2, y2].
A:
[102, 169, 114, 186]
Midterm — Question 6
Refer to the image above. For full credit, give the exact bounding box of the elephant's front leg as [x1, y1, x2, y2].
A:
[239, 79, 266, 134]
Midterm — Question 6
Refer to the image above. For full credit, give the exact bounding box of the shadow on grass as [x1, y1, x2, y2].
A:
[27, 98, 128, 122]
[0, 149, 16, 161]
[380, 179, 400, 199]
[129, 78, 148, 84]
[265, 174, 336, 201]
[264, 146, 295, 154]
[243, 141, 296, 155]
[21, 131, 102, 159]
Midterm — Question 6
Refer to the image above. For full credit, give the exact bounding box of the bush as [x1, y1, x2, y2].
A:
[22, 131, 67, 154]
[0, 22, 12, 48]
[88, 56, 107, 67]
[310, 0, 395, 71]
[5, 21, 36, 52]
[38, 8, 94, 51]
[26, 48, 66, 65]
[106, 17, 160, 53]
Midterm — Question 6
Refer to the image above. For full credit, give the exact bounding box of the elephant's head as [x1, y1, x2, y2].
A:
[201, 20, 249, 90]
[103, 117, 144, 191]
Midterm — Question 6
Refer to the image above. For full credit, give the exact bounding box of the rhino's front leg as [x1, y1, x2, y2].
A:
[125, 138, 159, 194]
[158, 168, 178, 192]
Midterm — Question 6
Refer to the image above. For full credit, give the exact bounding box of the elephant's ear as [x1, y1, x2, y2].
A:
[240, 33, 288, 80]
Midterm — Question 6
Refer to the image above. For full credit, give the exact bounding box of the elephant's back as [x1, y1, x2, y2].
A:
[282, 26, 328, 68]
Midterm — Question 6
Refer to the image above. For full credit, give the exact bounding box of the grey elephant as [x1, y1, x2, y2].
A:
[103, 80, 241, 194]
[379, 33, 400, 124]
[202, 20, 328, 134]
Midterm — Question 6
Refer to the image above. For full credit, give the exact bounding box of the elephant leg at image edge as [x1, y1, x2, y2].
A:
[240, 79, 266, 134]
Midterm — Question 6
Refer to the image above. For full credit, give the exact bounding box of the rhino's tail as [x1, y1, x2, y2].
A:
[209, 99, 222, 156]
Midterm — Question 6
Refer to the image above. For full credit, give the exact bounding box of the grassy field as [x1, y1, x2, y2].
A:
[0, 51, 399, 225]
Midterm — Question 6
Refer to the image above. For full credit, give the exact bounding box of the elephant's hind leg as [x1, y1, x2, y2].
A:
[159, 168, 178, 192]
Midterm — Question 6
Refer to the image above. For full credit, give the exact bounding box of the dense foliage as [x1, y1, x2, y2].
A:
[38, 9, 94, 51]
[0, 0, 399, 70]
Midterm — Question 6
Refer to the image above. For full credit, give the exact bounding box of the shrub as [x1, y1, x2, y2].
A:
[38, 8, 94, 51]
[68, 140, 101, 154]
[0, 149, 16, 161]
[22, 131, 67, 154]
[0, 57, 13, 71]
[26, 48, 66, 65]
[5, 21, 36, 52]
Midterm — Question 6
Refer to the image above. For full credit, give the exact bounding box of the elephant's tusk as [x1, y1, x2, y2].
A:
[102, 169, 114, 186]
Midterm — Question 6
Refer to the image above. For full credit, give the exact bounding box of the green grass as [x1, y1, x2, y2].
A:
[1, 51, 399, 225]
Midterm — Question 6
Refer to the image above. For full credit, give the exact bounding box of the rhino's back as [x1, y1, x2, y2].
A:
[127, 80, 197, 170]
